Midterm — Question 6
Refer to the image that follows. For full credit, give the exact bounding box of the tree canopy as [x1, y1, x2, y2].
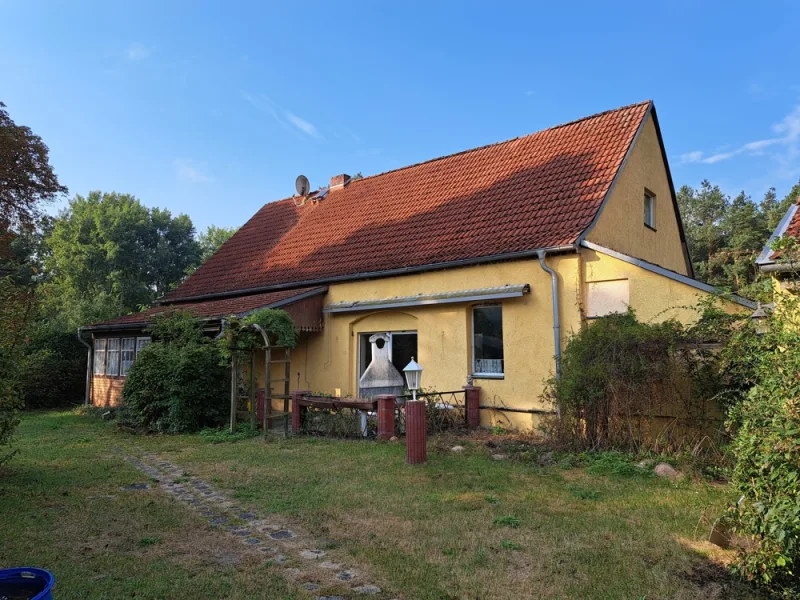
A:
[677, 179, 798, 300]
[0, 102, 67, 238]
[0, 101, 66, 458]
[197, 224, 237, 263]
[44, 191, 201, 322]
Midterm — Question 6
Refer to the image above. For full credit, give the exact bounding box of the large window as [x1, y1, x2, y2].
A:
[106, 338, 120, 376]
[93, 336, 151, 377]
[120, 338, 136, 376]
[473, 305, 504, 377]
[136, 336, 150, 358]
[94, 339, 107, 375]
[357, 331, 417, 389]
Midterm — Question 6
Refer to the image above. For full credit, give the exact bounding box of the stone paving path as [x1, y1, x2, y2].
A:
[115, 446, 389, 599]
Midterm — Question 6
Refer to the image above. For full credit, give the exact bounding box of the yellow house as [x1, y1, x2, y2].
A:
[83, 101, 753, 428]
[757, 199, 800, 322]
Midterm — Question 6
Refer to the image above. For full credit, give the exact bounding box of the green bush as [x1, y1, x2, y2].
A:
[542, 310, 724, 452]
[122, 311, 228, 433]
[727, 317, 800, 596]
[19, 328, 86, 408]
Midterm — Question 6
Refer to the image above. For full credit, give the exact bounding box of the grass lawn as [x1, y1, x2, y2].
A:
[1, 411, 761, 599]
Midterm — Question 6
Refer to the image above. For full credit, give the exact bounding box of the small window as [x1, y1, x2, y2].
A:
[136, 336, 151, 358]
[473, 305, 504, 376]
[643, 190, 656, 229]
[106, 338, 120, 376]
[94, 339, 107, 375]
[120, 338, 136, 376]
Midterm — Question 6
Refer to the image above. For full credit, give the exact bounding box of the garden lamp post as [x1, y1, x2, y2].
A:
[403, 357, 423, 400]
[750, 303, 771, 335]
[403, 358, 426, 464]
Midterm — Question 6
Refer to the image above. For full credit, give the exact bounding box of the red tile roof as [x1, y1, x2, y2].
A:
[785, 202, 800, 240]
[760, 201, 800, 264]
[89, 287, 325, 329]
[164, 101, 652, 302]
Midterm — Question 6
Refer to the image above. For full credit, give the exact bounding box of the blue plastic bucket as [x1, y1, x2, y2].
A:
[0, 567, 54, 600]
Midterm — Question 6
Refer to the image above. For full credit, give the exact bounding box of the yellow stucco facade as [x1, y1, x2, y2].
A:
[585, 113, 691, 276]
[249, 248, 746, 430]
[247, 111, 750, 430]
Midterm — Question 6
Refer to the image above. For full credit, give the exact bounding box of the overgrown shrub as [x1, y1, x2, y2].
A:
[726, 312, 800, 596]
[19, 327, 86, 408]
[221, 308, 298, 356]
[122, 311, 228, 433]
[542, 310, 724, 452]
[0, 277, 32, 463]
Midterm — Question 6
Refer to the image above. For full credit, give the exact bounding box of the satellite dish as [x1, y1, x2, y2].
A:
[295, 175, 310, 196]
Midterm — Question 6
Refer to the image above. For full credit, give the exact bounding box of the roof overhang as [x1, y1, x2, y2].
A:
[323, 284, 530, 314]
[156, 245, 575, 305]
[581, 241, 756, 309]
[81, 287, 328, 333]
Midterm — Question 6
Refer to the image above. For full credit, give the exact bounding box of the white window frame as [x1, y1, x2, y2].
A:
[644, 189, 656, 230]
[472, 304, 504, 378]
[94, 338, 107, 375]
[135, 336, 151, 358]
[120, 337, 136, 376]
[106, 338, 121, 376]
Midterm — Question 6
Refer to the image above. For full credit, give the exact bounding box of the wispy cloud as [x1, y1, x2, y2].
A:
[126, 43, 153, 61]
[174, 159, 214, 184]
[241, 91, 323, 139]
[677, 104, 800, 173]
[286, 112, 320, 138]
[525, 90, 536, 97]
[678, 151, 703, 164]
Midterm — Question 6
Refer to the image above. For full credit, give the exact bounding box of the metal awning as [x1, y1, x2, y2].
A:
[323, 284, 530, 314]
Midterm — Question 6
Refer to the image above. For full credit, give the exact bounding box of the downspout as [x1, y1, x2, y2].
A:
[537, 250, 561, 381]
[76, 327, 93, 406]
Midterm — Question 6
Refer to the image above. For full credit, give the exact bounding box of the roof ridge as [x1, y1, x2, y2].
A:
[346, 100, 652, 185]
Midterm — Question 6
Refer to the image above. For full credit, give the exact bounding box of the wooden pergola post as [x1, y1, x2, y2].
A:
[230, 350, 238, 434]
[249, 351, 256, 429]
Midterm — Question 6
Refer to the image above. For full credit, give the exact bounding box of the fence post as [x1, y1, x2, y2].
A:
[405, 400, 427, 464]
[464, 385, 481, 429]
[291, 390, 310, 434]
[376, 395, 396, 440]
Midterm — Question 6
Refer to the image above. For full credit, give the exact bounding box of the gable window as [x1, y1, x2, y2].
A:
[473, 305, 504, 377]
[643, 189, 656, 230]
[94, 339, 107, 375]
[106, 338, 120, 376]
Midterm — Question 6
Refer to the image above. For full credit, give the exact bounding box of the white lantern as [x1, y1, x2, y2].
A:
[403, 357, 423, 401]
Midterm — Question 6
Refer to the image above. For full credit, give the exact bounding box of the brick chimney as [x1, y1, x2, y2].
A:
[329, 173, 350, 190]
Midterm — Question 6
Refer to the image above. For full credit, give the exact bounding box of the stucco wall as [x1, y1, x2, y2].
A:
[247, 250, 746, 431]
[585, 113, 690, 275]
[582, 248, 747, 323]
[252, 255, 583, 430]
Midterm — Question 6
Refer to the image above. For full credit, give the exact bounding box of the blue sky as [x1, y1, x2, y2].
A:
[2, 1, 799, 232]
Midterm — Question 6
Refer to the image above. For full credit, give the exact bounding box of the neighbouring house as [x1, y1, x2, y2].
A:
[80, 101, 754, 428]
[756, 198, 800, 319]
